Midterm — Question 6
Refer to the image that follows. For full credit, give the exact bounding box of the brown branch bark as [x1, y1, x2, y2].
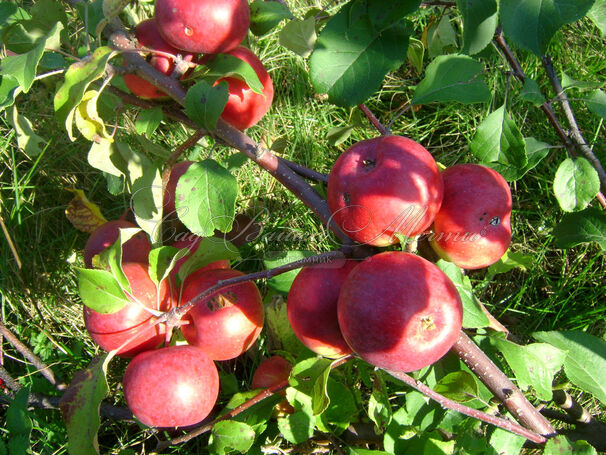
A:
[451, 332, 556, 437]
[358, 104, 388, 135]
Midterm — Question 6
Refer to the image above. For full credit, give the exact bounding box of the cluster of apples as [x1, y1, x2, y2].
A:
[124, 0, 273, 130]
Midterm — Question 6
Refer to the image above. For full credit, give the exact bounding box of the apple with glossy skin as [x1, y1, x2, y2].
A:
[180, 268, 264, 360]
[123, 19, 196, 99]
[84, 220, 151, 268]
[123, 345, 219, 428]
[287, 261, 357, 358]
[430, 164, 512, 269]
[216, 46, 274, 130]
[154, 0, 250, 54]
[327, 135, 443, 246]
[337, 251, 462, 372]
[84, 262, 173, 357]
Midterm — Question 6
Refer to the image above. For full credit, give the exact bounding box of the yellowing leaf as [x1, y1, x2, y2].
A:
[65, 189, 107, 233]
[75, 90, 109, 141]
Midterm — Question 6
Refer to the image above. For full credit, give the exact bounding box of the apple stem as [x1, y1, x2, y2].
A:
[451, 332, 556, 437]
[384, 368, 548, 444]
[358, 103, 389, 135]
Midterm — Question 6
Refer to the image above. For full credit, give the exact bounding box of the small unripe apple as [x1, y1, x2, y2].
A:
[154, 0, 250, 54]
[123, 19, 195, 99]
[217, 47, 274, 130]
[180, 268, 264, 360]
[327, 135, 443, 246]
[287, 261, 357, 358]
[83, 220, 151, 268]
[337, 252, 462, 373]
[84, 262, 173, 357]
[430, 164, 512, 269]
[123, 345, 219, 428]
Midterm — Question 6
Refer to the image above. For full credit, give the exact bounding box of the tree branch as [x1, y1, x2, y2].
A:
[358, 104, 388, 135]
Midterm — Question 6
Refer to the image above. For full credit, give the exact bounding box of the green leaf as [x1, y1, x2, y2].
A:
[433, 371, 478, 403]
[87, 140, 126, 178]
[319, 379, 358, 432]
[489, 427, 525, 455]
[384, 407, 414, 454]
[0, 22, 62, 92]
[368, 372, 392, 430]
[561, 72, 602, 92]
[470, 104, 528, 177]
[264, 293, 309, 355]
[0, 2, 19, 27]
[491, 339, 565, 400]
[176, 237, 240, 285]
[185, 80, 229, 130]
[8, 104, 45, 157]
[220, 390, 281, 430]
[277, 411, 315, 444]
[520, 77, 545, 105]
[0, 76, 20, 112]
[59, 356, 110, 455]
[290, 357, 333, 398]
[486, 250, 534, 278]
[407, 38, 425, 74]
[412, 54, 490, 105]
[585, 89, 606, 119]
[204, 54, 264, 94]
[436, 260, 490, 329]
[544, 435, 597, 455]
[347, 449, 392, 455]
[263, 250, 315, 294]
[148, 246, 187, 287]
[135, 107, 163, 136]
[310, 1, 413, 107]
[500, 0, 596, 56]
[425, 14, 457, 59]
[95, 228, 141, 291]
[249, 0, 293, 36]
[553, 158, 600, 212]
[77, 268, 129, 313]
[553, 207, 606, 250]
[278, 17, 317, 58]
[457, 0, 498, 55]
[534, 331, 606, 406]
[6, 388, 32, 436]
[588, 0, 606, 37]
[54, 46, 115, 141]
[210, 420, 255, 455]
[174, 160, 238, 237]
[326, 125, 355, 147]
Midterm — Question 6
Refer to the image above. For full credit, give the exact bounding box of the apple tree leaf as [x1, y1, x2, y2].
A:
[210, 420, 256, 455]
[249, 0, 293, 36]
[64, 189, 107, 234]
[59, 355, 110, 455]
[424, 14, 457, 59]
[277, 411, 315, 444]
[8, 104, 46, 157]
[219, 390, 282, 431]
[264, 293, 309, 356]
[175, 160, 238, 237]
[561, 72, 602, 92]
[0, 75, 21, 112]
[368, 371, 392, 430]
[74, 90, 109, 141]
[520, 77, 545, 105]
[553, 157, 600, 212]
[456, 0, 498, 55]
[6, 388, 32, 438]
[384, 407, 414, 454]
[500, 0, 595, 56]
[185, 80, 229, 130]
[309, 0, 414, 107]
[77, 268, 129, 313]
[202, 54, 263, 94]
[290, 357, 333, 398]
[489, 427, 525, 455]
[412, 54, 490, 105]
[317, 379, 358, 433]
[407, 38, 425, 74]
[148, 246, 187, 287]
[135, 107, 163, 136]
[94, 228, 142, 292]
[553, 207, 606, 250]
[585, 89, 606, 119]
[486, 250, 534, 279]
[588, 0, 606, 37]
[434, 371, 479, 403]
[278, 16, 317, 58]
[544, 436, 597, 455]
[263, 250, 316, 294]
[175, 237, 239, 286]
[87, 139, 126, 178]
[534, 331, 606, 406]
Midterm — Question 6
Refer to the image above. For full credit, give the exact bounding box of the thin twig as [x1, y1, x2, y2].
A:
[358, 104, 388, 135]
[0, 213, 21, 269]
[277, 158, 330, 184]
[385, 369, 547, 444]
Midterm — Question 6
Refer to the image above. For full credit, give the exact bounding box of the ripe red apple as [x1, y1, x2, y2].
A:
[287, 261, 357, 358]
[123, 19, 196, 99]
[327, 135, 443, 246]
[154, 0, 250, 54]
[83, 220, 151, 268]
[252, 355, 294, 414]
[337, 251, 462, 373]
[163, 161, 193, 216]
[430, 164, 512, 269]
[180, 268, 264, 360]
[123, 345, 219, 428]
[84, 262, 173, 357]
[216, 46, 274, 130]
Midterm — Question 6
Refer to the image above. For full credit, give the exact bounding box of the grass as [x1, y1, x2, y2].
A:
[1, 0, 605, 453]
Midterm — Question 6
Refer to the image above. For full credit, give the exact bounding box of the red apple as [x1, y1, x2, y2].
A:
[154, 0, 250, 54]
[123, 19, 196, 99]
[170, 234, 231, 286]
[180, 268, 264, 360]
[337, 251, 462, 373]
[216, 46, 274, 130]
[252, 355, 294, 414]
[327, 135, 443, 246]
[84, 262, 173, 357]
[430, 164, 512, 269]
[163, 161, 193, 216]
[123, 345, 219, 427]
[83, 220, 151, 268]
[287, 261, 357, 358]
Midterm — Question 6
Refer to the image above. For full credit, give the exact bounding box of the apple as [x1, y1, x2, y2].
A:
[154, 0, 250, 54]
[170, 234, 231, 285]
[252, 355, 294, 414]
[180, 268, 264, 360]
[83, 220, 151, 268]
[287, 261, 357, 358]
[84, 262, 173, 357]
[123, 19, 196, 99]
[327, 135, 444, 246]
[337, 251, 462, 373]
[123, 345, 219, 427]
[430, 164, 512, 269]
[163, 160, 193, 217]
[216, 46, 274, 130]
